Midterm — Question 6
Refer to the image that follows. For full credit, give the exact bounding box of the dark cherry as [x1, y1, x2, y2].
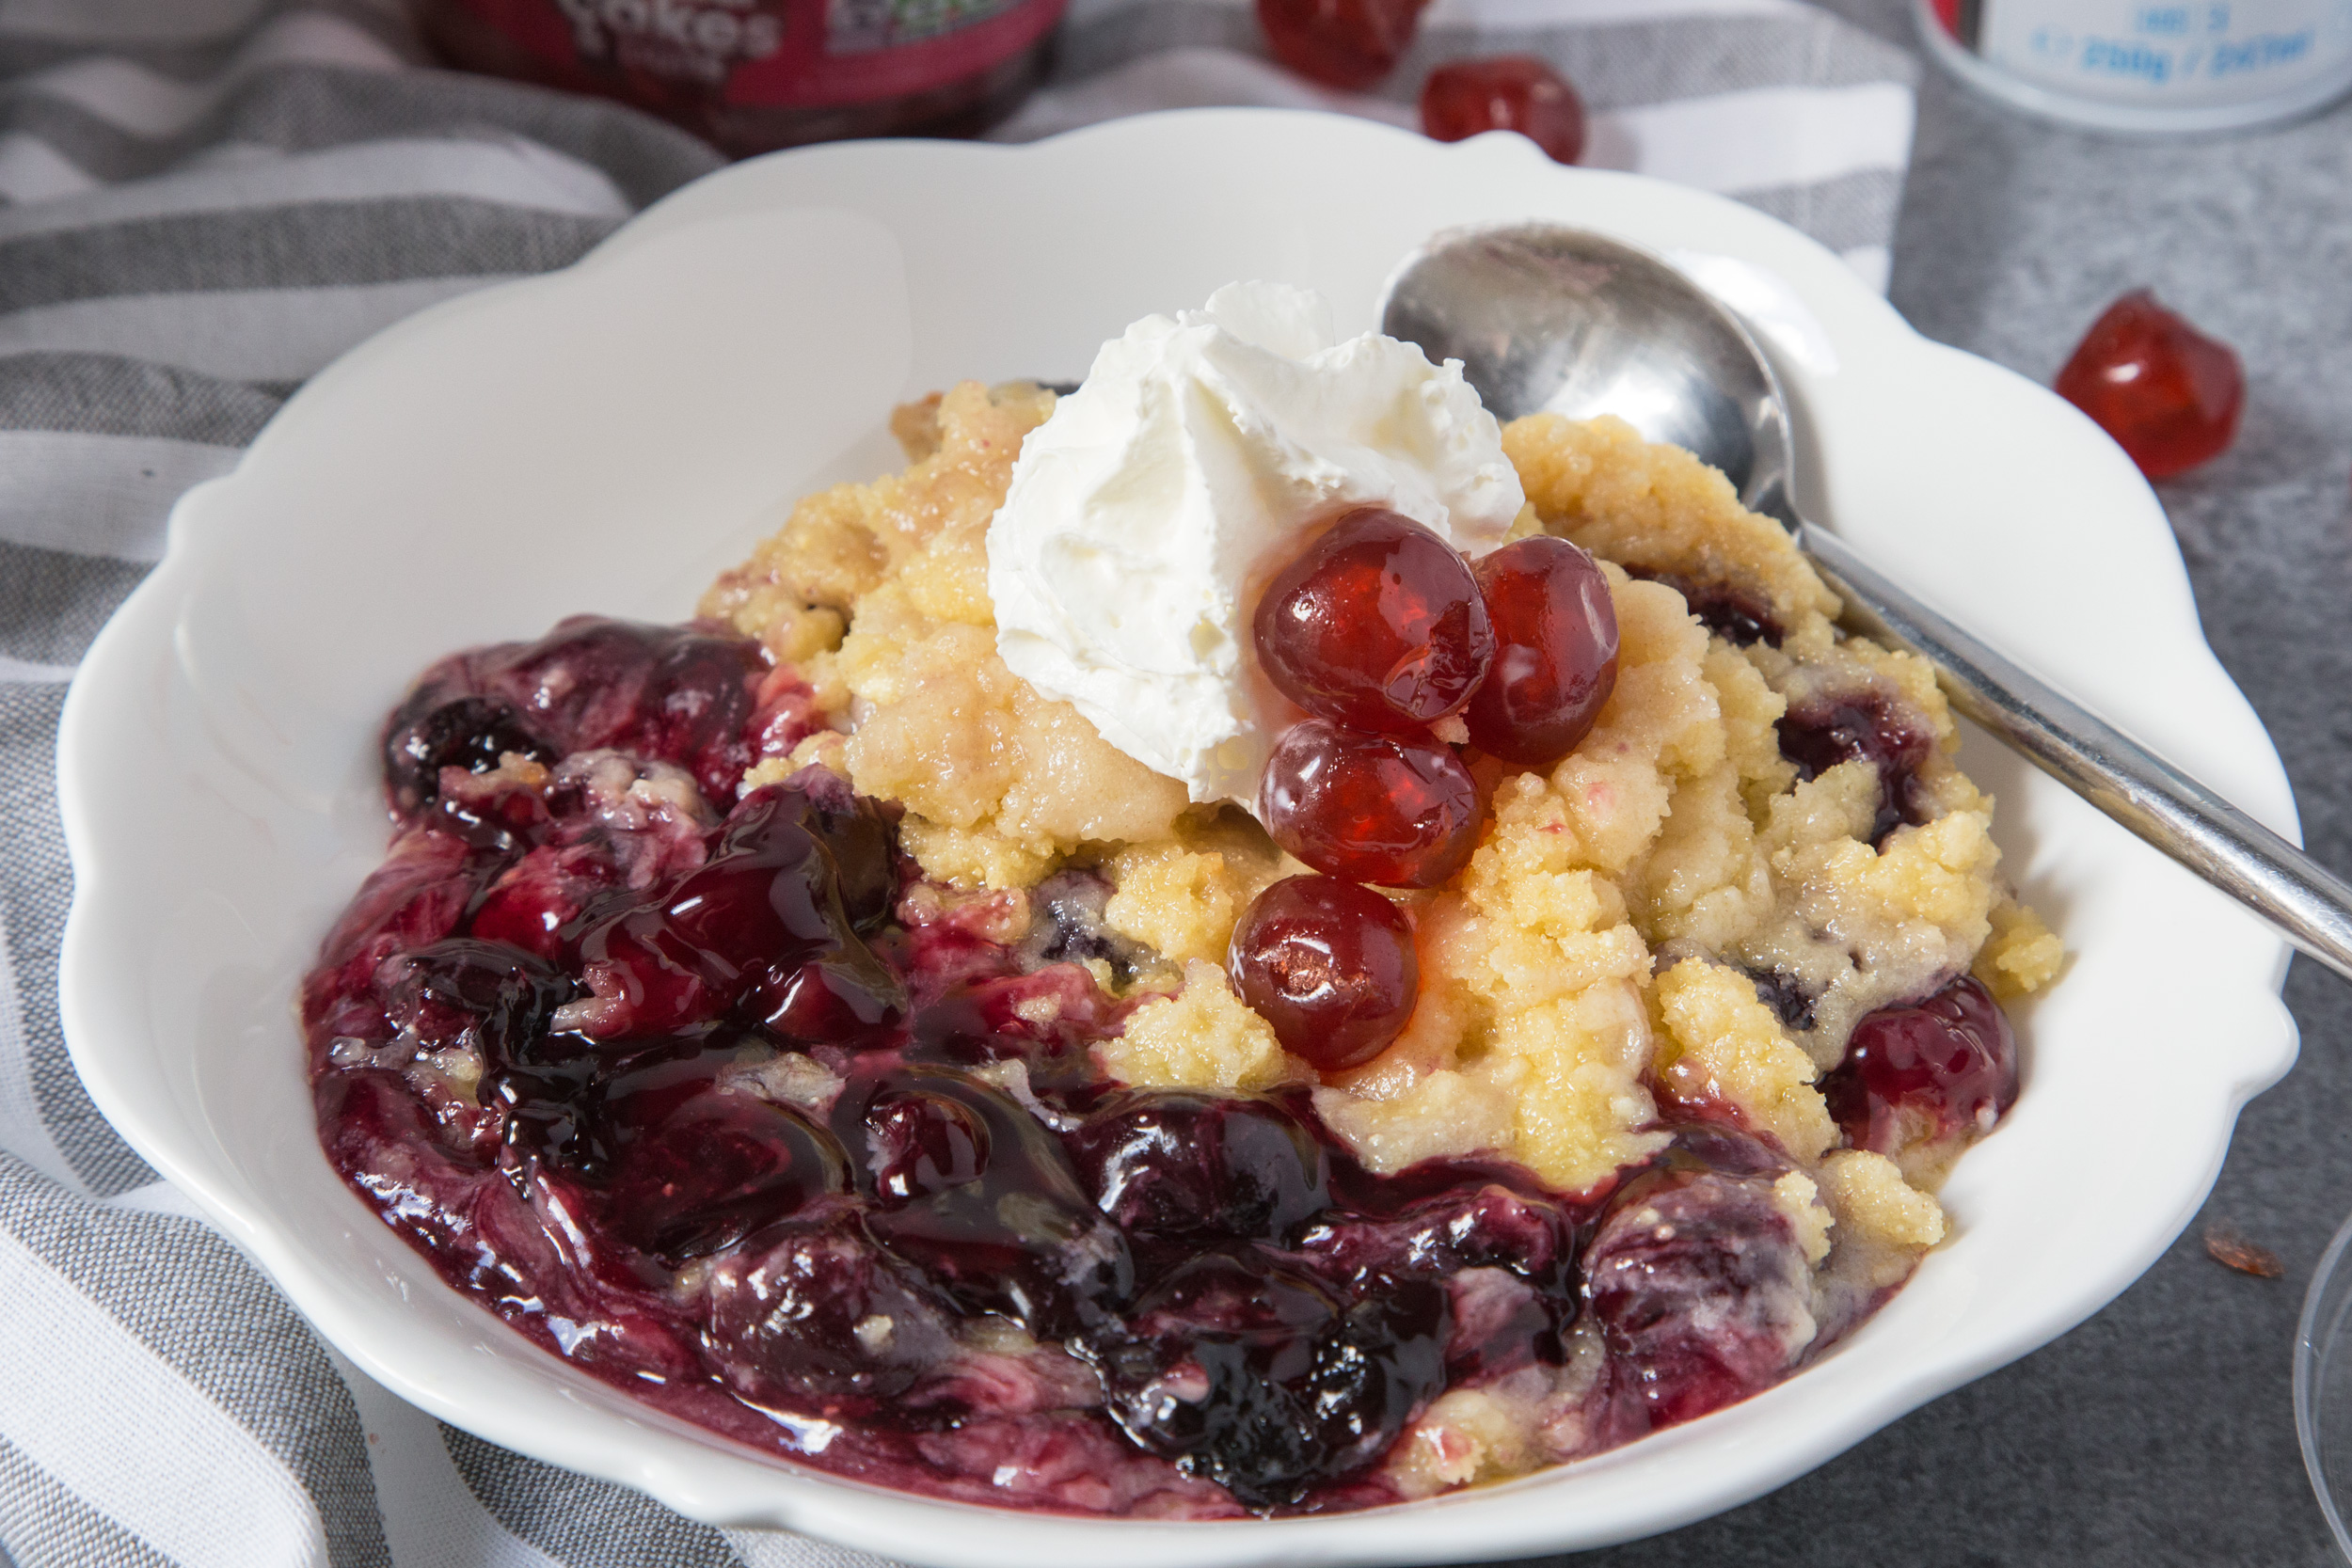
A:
[1821, 976, 2017, 1155]
[1774, 689, 1932, 847]
[1743, 967, 1820, 1034]
[596, 1085, 850, 1265]
[301, 827, 498, 1048]
[1300, 1180, 1581, 1381]
[901, 967, 1124, 1094]
[1085, 1250, 1448, 1508]
[489, 1031, 854, 1267]
[1583, 1165, 1815, 1427]
[1420, 55, 1587, 165]
[752, 951, 904, 1045]
[1014, 867, 1148, 978]
[2055, 289, 2244, 480]
[378, 937, 574, 1068]
[846, 1069, 1133, 1340]
[1227, 875, 1419, 1069]
[1257, 0, 1425, 89]
[701, 1213, 958, 1409]
[1069, 1088, 1333, 1247]
[787, 763, 901, 935]
[866, 1088, 992, 1203]
[1252, 507, 1493, 735]
[1259, 721, 1482, 888]
[568, 784, 902, 1039]
[1463, 535, 1618, 768]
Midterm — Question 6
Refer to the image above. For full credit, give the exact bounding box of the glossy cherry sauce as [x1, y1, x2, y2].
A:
[309, 613, 2013, 1515]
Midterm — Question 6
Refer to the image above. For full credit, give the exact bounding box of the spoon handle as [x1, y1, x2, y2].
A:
[1796, 521, 2352, 984]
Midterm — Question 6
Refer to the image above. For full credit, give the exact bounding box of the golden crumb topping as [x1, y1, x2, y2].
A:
[710, 387, 2062, 1312]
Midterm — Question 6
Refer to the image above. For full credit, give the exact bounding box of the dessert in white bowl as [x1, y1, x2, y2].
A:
[306, 276, 2057, 1513]
[56, 112, 2297, 1566]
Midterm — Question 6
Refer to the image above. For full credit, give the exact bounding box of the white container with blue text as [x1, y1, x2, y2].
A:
[1914, 0, 2352, 133]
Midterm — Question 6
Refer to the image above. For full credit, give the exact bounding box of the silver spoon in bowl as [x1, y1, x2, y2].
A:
[1379, 223, 2352, 985]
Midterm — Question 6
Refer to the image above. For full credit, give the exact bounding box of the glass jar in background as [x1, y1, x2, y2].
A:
[1914, 0, 2352, 133]
[415, 0, 1067, 156]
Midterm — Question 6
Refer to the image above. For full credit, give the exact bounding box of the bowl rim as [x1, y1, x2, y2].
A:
[56, 107, 2298, 1566]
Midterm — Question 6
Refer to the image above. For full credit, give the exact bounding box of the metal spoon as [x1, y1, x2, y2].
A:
[1380, 222, 2352, 985]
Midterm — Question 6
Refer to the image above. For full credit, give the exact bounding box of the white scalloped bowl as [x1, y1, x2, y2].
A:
[57, 110, 2296, 1566]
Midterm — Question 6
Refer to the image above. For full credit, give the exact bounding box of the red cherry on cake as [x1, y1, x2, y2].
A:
[1258, 0, 1426, 89]
[1230, 875, 1419, 1070]
[1253, 506, 1494, 735]
[1260, 720, 1482, 888]
[2054, 289, 2243, 480]
[1421, 55, 1587, 166]
[1463, 535, 1619, 768]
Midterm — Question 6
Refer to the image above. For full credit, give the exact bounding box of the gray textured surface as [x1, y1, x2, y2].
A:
[1508, 3, 2352, 1563]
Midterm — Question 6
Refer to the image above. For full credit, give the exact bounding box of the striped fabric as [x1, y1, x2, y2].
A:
[0, 3, 1915, 1564]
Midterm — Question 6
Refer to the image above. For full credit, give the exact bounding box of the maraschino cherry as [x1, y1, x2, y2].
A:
[2055, 289, 2243, 480]
[1260, 720, 1482, 888]
[1421, 55, 1587, 166]
[1257, 0, 1425, 89]
[1230, 875, 1420, 1070]
[1254, 506, 1493, 735]
[1463, 535, 1618, 768]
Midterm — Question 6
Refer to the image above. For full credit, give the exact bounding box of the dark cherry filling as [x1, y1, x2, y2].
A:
[384, 615, 768, 814]
[1624, 567, 1784, 647]
[310, 614, 2018, 1517]
[1583, 1133, 1819, 1429]
[1084, 1250, 1450, 1508]
[1774, 689, 1934, 847]
[1744, 967, 1820, 1034]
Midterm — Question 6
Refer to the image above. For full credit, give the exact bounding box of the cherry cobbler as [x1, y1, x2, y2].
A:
[306, 369, 2061, 1515]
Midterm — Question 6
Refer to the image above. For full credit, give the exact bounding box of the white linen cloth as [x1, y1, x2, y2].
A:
[0, 2, 1916, 1563]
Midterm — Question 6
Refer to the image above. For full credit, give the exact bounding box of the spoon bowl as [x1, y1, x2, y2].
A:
[1380, 218, 2352, 990]
[1381, 224, 1796, 524]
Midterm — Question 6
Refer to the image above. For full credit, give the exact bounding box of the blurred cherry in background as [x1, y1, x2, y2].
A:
[2055, 290, 2244, 481]
[1421, 55, 1586, 165]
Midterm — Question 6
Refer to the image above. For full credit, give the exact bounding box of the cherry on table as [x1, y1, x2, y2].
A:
[1257, 0, 1426, 90]
[1228, 875, 1420, 1071]
[1462, 535, 1618, 768]
[1259, 721, 1483, 888]
[1420, 55, 1587, 166]
[1252, 506, 1493, 736]
[2055, 288, 2244, 480]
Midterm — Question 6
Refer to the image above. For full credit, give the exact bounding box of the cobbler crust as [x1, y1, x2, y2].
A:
[696, 381, 2064, 1496]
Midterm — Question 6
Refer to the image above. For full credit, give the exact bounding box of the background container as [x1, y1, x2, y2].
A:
[416, 0, 1066, 155]
[1914, 0, 2352, 133]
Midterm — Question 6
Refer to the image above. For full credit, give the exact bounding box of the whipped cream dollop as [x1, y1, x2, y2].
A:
[987, 281, 1525, 807]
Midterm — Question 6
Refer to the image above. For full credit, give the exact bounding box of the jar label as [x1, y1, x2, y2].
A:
[1930, 0, 2352, 104]
[452, 0, 1065, 108]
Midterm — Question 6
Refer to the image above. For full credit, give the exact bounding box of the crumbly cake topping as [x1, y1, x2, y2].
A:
[705, 387, 2058, 1218]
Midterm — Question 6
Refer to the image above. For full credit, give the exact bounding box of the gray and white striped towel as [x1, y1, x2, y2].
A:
[0, 3, 1917, 1564]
